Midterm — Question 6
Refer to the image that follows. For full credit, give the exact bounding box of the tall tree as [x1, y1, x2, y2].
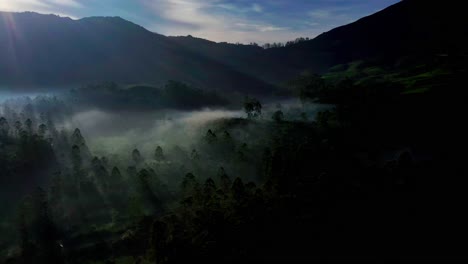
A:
[154, 146, 165, 162]
[0, 117, 9, 137]
[132, 148, 143, 165]
[243, 97, 262, 118]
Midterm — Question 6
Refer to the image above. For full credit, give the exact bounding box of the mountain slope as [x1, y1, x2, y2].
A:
[1, 0, 466, 93]
[0, 12, 273, 94]
[172, 0, 468, 84]
[280, 0, 468, 67]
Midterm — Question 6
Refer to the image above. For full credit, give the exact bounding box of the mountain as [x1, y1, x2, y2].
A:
[0, 12, 273, 94]
[277, 0, 468, 69]
[1, 0, 467, 93]
[172, 0, 468, 86]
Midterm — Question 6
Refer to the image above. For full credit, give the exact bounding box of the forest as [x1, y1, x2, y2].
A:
[1, 69, 466, 263]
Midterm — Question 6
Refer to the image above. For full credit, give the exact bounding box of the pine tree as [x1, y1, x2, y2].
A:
[0, 117, 9, 137]
[154, 146, 165, 162]
[132, 148, 143, 165]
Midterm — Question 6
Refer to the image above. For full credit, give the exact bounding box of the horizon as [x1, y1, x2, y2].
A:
[0, 0, 400, 44]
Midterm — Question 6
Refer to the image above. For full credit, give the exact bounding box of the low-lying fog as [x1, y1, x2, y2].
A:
[63, 101, 329, 155]
[61, 109, 244, 156]
[1, 91, 332, 158]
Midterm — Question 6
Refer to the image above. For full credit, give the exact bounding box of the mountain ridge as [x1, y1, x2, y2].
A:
[1, 0, 466, 93]
[0, 11, 274, 94]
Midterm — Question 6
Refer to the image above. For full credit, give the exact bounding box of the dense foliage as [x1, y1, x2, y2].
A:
[2, 70, 465, 263]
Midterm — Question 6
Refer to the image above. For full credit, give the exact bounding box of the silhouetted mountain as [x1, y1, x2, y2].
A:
[1, 0, 466, 93]
[274, 0, 468, 72]
[0, 12, 273, 94]
[173, 0, 468, 84]
[168, 36, 290, 86]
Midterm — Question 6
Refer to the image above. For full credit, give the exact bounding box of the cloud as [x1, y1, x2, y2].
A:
[0, 0, 51, 11]
[306, 7, 356, 32]
[235, 23, 288, 33]
[143, 0, 218, 29]
[143, 0, 292, 43]
[308, 10, 331, 19]
[251, 3, 262, 13]
[47, 0, 83, 8]
[1, 0, 399, 44]
[0, 0, 81, 18]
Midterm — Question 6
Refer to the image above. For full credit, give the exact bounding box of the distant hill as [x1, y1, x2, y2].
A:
[0, 12, 273, 94]
[172, 0, 468, 85]
[277, 0, 468, 70]
[1, 0, 467, 93]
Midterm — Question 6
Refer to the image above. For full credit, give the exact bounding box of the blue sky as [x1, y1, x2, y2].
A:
[0, 0, 400, 43]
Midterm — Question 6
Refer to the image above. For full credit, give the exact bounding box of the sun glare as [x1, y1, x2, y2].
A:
[1, 12, 22, 75]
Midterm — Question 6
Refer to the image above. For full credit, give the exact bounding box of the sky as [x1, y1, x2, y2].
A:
[0, 0, 400, 43]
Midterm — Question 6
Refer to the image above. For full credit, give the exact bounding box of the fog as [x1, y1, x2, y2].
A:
[0, 89, 336, 262]
[1, 90, 330, 160]
[58, 99, 330, 157]
[0, 90, 331, 186]
[0, 91, 49, 103]
[61, 109, 243, 157]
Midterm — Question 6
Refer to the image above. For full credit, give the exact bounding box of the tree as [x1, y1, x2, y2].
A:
[243, 97, 262, 119]
[71, 145, 84, 189]
[71, 128, 91, 159]
[127, 195, 144, 219]
[127, 166, 137, 178]
[231, 177, 246, 202]
[0, 117, 9, 137]
[49, 173, 64, 222]
[191, 149, 200, 160]
[290, 72, 327, 103]
[261, 148, 273, 181]
[22, 103, 34, 119]
[33, 188, 64, 264]
[205, 129, 217, 144]
[202, 178, 217, 206]
[217, 167, 231, 193]
[138, 169, 163, 214]
[111, 167, 122, 181]
[272, 110, 284, 123]
[93, 162, 110, 191]
[14, 120, 23, 137]
[316, 110, 334, 128]
[181, 173, 200, 197]
[132, 148, 143, 165]
[154, 146, 165, 162]
[71, 145, 82, 170]
[109, 167, 125, 209]
[25, 118, 33, 135]
[18, 201, 35, 263]
[204, 178, 217, 197]
[38, 123, 47, 137]
[150, 220, 168, 264]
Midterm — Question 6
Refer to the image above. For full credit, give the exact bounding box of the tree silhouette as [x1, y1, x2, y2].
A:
[154, 146, 165, 162]
[25, 119, 33, 135]
[243, 97, 262, 118]
[217, 167, 231, 193]
[290, 72, 327, 103]
[272, 110, 284, 123]
[0, 117, 9, 138]
[132, 148, 143, 165]
[38, 124, 47, 137]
